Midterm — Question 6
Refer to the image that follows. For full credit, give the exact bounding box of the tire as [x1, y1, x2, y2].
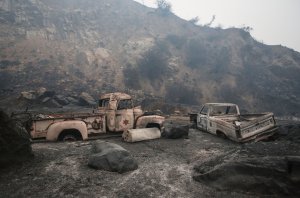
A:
[58, 129, 83, 141]
[61, 134, 77, 141]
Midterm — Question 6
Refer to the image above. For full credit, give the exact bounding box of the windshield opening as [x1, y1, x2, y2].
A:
[210, 106, 237, 116]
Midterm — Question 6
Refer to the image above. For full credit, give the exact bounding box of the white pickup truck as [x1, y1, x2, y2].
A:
[190, 103, 277, 142]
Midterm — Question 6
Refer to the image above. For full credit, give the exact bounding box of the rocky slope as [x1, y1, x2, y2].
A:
[0, 0, 300, 116]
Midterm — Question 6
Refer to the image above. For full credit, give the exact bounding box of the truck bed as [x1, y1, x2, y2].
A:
[32, 112, 105, 121]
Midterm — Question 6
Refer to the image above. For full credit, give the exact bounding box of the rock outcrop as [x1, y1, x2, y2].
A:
[193, 152, 300, 196]
[0, 110, 33, 168]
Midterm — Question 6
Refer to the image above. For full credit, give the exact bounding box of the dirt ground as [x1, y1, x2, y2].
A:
[0, 117, 299, 198]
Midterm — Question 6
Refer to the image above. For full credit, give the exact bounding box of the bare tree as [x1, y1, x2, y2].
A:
[242, 25, 253, 32]
[189, 16, 199, 25]
[156, 0, 172, 14]
[204, 15, 216, 27]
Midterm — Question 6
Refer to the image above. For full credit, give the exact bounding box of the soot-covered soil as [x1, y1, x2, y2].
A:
[0, 117, 299, 197]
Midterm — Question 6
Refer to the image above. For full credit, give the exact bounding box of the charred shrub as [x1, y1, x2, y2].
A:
[0, 10, 16, 24]
[185, 39, 208, 68]
[67, 64, 84, 78]
[76, 52, 89, 66]
[138, 42, 170, 80]
[166, 83, 199, 105]
[156, 0, 172, 15]
[37, 59, 50, 67]
[123, 65, 141, 90]
[211, 47, 231, 73]
[0, 60, 21, 69]
[166, 34, 186, 49]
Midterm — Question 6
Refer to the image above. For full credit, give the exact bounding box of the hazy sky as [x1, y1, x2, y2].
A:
[134, 0, 300, 52]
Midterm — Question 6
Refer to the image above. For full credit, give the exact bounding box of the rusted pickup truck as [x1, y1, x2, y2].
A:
[19, 92, 164, 141]
[191, 103, 277, 142]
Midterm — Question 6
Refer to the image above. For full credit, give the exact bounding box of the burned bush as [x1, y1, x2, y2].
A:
[138, 41, 170, 80]
[185, 39, 208, 68]
[166, 83, 199, 105]
[123, 66, 141, 90]
[0, 60, 21, 69]
[165, 34, 186, 49]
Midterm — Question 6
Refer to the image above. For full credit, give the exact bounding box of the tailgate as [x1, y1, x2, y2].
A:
[239, 113, 276, 140]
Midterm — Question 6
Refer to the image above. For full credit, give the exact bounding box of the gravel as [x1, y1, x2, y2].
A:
[0, 118, 299, 197]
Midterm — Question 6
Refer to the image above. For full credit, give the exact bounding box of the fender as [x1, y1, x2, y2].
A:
[46, 120, 88, 141]
[135, 115, 165, 129]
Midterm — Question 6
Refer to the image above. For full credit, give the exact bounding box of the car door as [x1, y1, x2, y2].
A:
[197, 105, 208, 131]
[115, 99, 134, 131]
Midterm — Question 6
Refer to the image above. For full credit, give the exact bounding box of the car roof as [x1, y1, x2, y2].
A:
[205, 103, 237, 106]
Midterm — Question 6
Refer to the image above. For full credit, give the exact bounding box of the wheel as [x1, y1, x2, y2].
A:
[58, 129, 83, 141]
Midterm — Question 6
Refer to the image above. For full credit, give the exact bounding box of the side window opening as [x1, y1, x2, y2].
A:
[117, 99, 133, 110]
[226, 106, 238, 114]
[200, 105, 208, 115]
[99, 99, 110, 107]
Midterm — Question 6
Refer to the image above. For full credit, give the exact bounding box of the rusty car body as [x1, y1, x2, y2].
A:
[27, 92, 164, 141]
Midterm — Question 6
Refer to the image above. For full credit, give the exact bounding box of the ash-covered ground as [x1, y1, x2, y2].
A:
[0, 117, 299, 198]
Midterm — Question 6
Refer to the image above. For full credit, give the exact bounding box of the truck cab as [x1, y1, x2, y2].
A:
[98, 92, 164, 132]
[197, 103, 240, 133]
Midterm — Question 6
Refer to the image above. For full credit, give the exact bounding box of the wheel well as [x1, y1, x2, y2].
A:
[146, 123, 161, 130]
[216, 130, 227, 138]
[58, 129, 83, 141]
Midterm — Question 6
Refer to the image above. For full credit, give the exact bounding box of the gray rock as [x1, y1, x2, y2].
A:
[44, 99, 62, 108]
[36, 87, 47, 97]
[66, 96, 79, 105]
[88, 141, 138, 173]
[54, 95, 69, 106]
[162, 123, 189, 139]
[0, 110, 33, 168]
[79, 92, 96, 106]
[42, 97, 50, 103]
[20, 91, 36, 100]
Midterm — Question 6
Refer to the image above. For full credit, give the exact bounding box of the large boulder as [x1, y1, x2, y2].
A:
[88, 141, 138, 173]
[193, 153, 300, 196]
[0, 110, 33, 168]
[162, 123, 189, 139]
[276, 124, 300, 142]
[53, 95, 69, 106]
